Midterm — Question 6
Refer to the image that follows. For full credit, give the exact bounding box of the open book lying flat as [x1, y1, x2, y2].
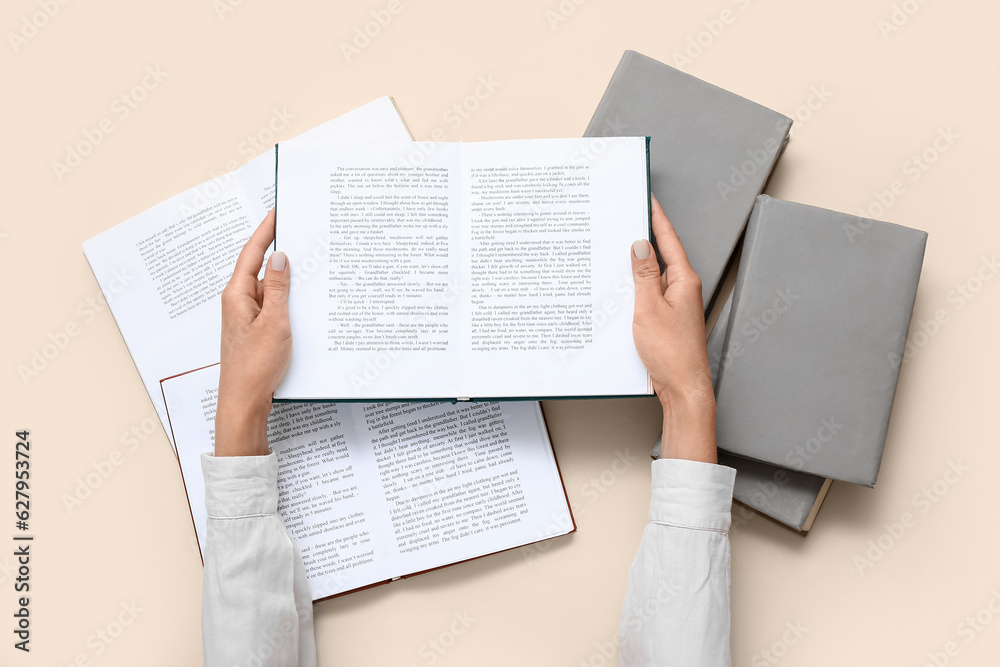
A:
[273, 136, 653, 402]
[161, 364, 575, 601]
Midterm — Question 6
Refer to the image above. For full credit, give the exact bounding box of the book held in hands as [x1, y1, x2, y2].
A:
[273, 136, 653, 402]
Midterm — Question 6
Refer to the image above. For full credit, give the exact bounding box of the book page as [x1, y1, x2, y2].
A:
[238, 98, 412, 221]
[458, 137, 651, 398]
[274, 141, 464, 400]
[162, 365, 572, 600]
[82, 98, 413, 447]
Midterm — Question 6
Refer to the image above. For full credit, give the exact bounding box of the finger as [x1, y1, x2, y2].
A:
[650, 196, 696, 287]
[631, 239, 664, 314]
[259, 250, 290, 323]
[231, 209, 276, 293]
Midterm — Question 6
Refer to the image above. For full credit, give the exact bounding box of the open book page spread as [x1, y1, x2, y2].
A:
[163, 365, 574, 600]
[274, 137, 652, 401]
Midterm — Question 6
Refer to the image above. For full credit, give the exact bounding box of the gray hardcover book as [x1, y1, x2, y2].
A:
[716, 195, 928, 486]
[653, 296, 833, 532]
[719, 451, 832, 533]
[584, 50, 792, 308]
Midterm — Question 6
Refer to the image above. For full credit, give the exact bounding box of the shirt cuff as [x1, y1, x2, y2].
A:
[201, 451, 279, 518]
[649, 458, 737, 532]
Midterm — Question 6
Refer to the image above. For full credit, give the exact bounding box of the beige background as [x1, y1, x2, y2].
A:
[3, 0, 998, 665]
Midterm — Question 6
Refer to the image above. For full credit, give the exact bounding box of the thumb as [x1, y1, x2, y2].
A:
[261, 251, 290, 319]
[631, 239, 663, 314]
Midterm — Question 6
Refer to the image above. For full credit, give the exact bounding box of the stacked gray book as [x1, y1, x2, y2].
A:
[584, 50, 791, 309]
[715, 196, 927, 488]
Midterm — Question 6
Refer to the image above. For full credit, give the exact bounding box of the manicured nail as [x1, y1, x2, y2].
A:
[632, 240, 650, 259]
[270, 251, 287, 271]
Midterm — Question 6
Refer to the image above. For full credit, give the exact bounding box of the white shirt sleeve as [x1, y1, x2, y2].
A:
[200, 451, 317, 667]
[619, 458, 737, 667]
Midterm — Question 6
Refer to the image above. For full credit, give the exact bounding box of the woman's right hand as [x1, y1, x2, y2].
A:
[630, 196, 718, 464]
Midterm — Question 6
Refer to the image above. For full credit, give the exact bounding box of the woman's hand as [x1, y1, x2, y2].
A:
[214, 209, 291, 457]
[631, 196, 717, 464]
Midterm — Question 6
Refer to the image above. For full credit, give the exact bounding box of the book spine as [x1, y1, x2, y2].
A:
[645, 136, 653, 244]
[273, 142, 279, 250]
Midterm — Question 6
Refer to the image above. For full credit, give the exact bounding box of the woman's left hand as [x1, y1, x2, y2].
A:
[214, 209, 291, 457]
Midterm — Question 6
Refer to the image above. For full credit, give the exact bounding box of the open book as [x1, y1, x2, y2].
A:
[161, 364, 574, 601]
[273, 137, 653, 402]
[81, 98, 413, 448]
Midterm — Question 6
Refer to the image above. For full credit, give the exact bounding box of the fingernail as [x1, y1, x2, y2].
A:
[632, 240, 650, 260]
[270, 251, 286, 271]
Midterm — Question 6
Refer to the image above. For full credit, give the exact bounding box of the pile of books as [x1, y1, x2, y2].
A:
[592, 52, 925, 531]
